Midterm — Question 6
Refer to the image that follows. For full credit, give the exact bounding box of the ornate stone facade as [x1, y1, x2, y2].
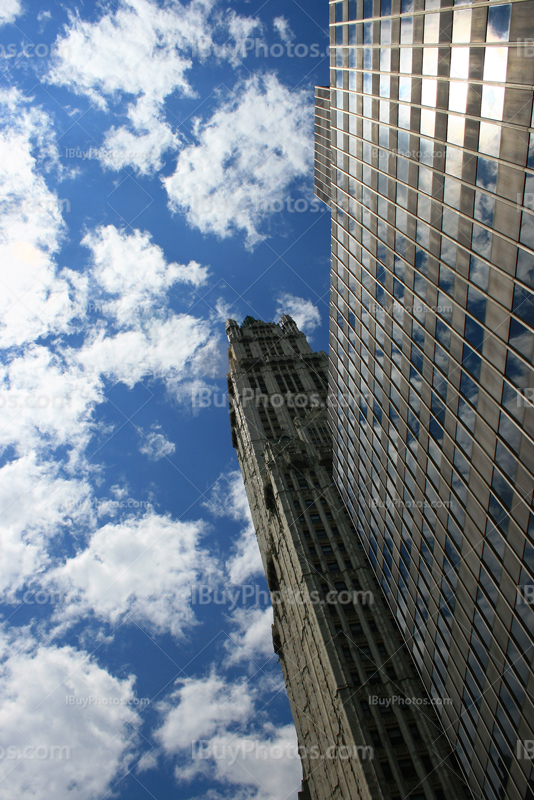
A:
[226, 315, 469, 800]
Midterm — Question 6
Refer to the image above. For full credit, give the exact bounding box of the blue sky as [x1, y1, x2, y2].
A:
[0, 1, 330, 798]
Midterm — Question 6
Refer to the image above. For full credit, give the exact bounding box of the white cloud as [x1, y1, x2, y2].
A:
[47, 512, 218, 637]
[154, 674, 300, 800]
[0, 0, 22, 26]
[204, 471, 263, 583]
[164, 73, 313, 247]
[0, 346, 103, 457]
[273, 16, 294, 43]
[48, 0, 210, 108]
[155, 674, 255, 755]
[100, 112, 178, 174]
[47, 0, 201, 172]
[224, 10, 263, 65]
[224, 607, 274, 667]
[0, 89, 87, 348]
[82, 225, 208, 329]
[226, 529, 263, 586]
[76, 313, 218, 388]
[47, 0, 263, 174]
[0, 456, 92, 597]
[75, 224, 221, 390]
[275, 295, 321, 334]
[0, 629, 141, 800]
[205, 470, 250, 521]
[138, 426, 175, 461]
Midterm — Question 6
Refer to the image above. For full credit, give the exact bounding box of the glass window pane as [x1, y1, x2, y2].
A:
[520, 212, 534, 250]
[481, 85, 505, 120]
[400, 47, 413, 73]
[476, 157, 498, 192]
[440, 264, 456, 295]
[523, 174, 534, 211]
[381, 19, 392, 43]
[449, 81, 468, 113]
[401, 16, 414, 43]
[506, 350, 530, 388]
[441, 238, 457, 267]
[467, 285, 487, 321]
[399, 77, 412, 101]
[380, 75, 391, 97]
[469, 256, 490, 290]
[445, 146, 463, 177]
[444, 177, 462, 208]
[483, 47, 508, 83]
[472, 224, 492, 258]
[421, 78, 438, 106]
[423, 47, 439, 75]
[420, 109, 436, 137]
[513, 283, 534, 326]
[509, 318, 534, 360]
[452, 9, 472, 43]
[398, 104, 411, 128]
[450, 47, 470, 79]
[448, 115, 465, 145]
[381, 48, 391, 71]
[419, 165, 434, 195]
[419, 137, 434, 165]
[425, 13, 440, 43]
[528, 133, 534, 169]
[487, 4, 511, 43]
[479, 122, 501, 157]
[517, 249, 534, 289]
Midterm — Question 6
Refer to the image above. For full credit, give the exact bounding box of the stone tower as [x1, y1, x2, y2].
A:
[226, 315, 470, 800]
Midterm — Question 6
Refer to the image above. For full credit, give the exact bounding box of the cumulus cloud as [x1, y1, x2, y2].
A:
[154, 674, 300, 800]
[224, 607, 274, 667]
[0, 0, 22, 26]
[0, 89, 86, 348]
[204, 471, 263, 583]
[275, 294, 321, 334]
[76, 314, 218, 388]
[74, 224, 220, 389]
[46, 513, 218, 637]
[164, 73, 313, 247]
[82, 225, 209, 329]
[155, 674, 255, 755]
[273, 16, 294, 43]
[99, 102, 179, 174]
[47, 0, 263, 174]
[0, 346, 103, 457]
[0, 456, 92, 597]
[138, 426, 176, 461]
[0, 629, 141, 800]
[47, 0, 200, 172]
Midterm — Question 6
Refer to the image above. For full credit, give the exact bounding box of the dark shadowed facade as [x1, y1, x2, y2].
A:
[226, 314, 469, 800]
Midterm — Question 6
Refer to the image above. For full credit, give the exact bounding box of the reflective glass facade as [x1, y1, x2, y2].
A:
[317, 1, 534, 798]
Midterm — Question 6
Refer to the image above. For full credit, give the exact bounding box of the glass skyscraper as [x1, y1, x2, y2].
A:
[316, 1, 534, 799]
